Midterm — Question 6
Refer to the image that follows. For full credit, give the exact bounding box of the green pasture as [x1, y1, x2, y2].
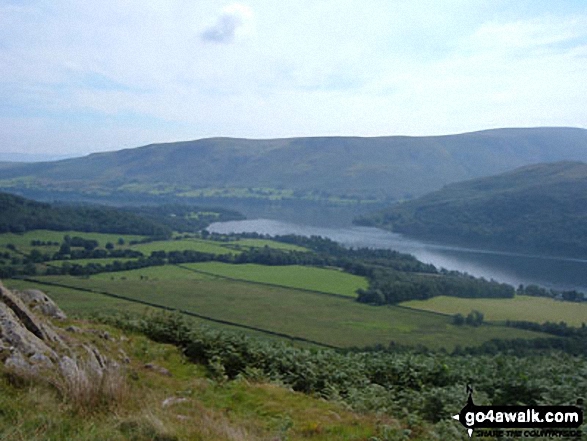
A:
[0, 230, 144, 253]
[49, 258, 137, 267]
[129, 238, 237, 255]
[177, 187, 296, 200]
[93, 265, 213, 281]
[5, 279, 151, 317]
[227, 238, 308, 252]
[183, 262, 366, 297]
[3, 278, 283, 343]
[26, 269, 547, 350]
[129, 236, 307, 255]
[401, 295, 587, 327]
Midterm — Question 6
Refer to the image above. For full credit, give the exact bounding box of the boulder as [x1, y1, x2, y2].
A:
[0, 300, 58, 362]
[0, 284, 64, 346]
[0, 282, 66, 374]
[17, 289, 67, 320]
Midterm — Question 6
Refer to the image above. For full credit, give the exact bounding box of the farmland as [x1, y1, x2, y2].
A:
[129, 237, 237, 255]
[0, 230, 145, 253]
[401, 295, 587, 327]
[182, 262, 367, 297]
[0, 228, 570, 351]
[128, 236, 307, 255]
[18, 265, 545, 350]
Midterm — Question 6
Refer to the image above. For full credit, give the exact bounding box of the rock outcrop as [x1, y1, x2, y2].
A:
[0, 284, 61, 372]
[0, 281, 117, 382]
[18, 288, 67, 320]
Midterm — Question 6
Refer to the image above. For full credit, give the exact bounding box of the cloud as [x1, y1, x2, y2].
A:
[201, 3, 253, 44]
[469, 15, 587, 53]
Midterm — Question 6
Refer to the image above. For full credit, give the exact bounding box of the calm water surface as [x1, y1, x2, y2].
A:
[208, 219, 587, 293]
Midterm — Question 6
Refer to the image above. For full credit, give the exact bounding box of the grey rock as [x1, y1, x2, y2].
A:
[0, 285, 64, 347]
[144, 363, 172, 377]
[66, 325, 83, 333]
[1, 282, 126, 392]
[0, 300, 57, 360]
[5, 351, 33, 373]
[162, 397, 188, 408]
[17, 289, 67, 320]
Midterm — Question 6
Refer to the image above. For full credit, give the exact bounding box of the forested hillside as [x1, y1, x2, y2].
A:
[0, 192, 171, 236]
[0, 192, 243, 237]
[358, 161, 587, 256]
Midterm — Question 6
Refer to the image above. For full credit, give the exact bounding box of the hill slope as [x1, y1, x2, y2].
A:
[2, 127, 587, 203]
[0, 191, 171, 236]
[358, 161, 587, 256]
[0, 191, 245, 236]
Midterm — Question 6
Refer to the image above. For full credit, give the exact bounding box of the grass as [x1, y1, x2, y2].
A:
[3, 278, 303, 344]
[0, 230, 145, 256]
[129, 237, 308, 255]
[49, 258, 137, 267]
[401, 295, 587, 327]
[129, 238, 237, 255]
[0, 230, 306, 260]
[5, 279, 156, 317]
[22, 269, 547, 350]
[183, 262, 367, 297]
[177, 186, 297, 200]
[225, 238, 308, 252]
[0, 318, 406, 440]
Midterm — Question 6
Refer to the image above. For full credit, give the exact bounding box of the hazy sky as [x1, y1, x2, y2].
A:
[1, 1, 586, 155]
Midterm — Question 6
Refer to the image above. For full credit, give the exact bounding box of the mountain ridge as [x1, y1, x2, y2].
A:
[1, 127, 587, 204]
[357, 160, 587, 257]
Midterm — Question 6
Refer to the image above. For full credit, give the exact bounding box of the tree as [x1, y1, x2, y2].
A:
[465, 310, 484, 327]
[58, 243, 71, 255]
[452, 313, 465, 326]
[27, 249, 45, 263]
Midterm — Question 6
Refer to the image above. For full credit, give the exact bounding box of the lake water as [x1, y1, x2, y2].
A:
[208, 218, 587, 293]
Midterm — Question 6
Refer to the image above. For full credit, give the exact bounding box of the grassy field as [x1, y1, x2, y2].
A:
[0, 230, 305, 259]
[129, 238, 238, 255]
[226, 238, 308, 252]
[21, 267, 546, 350]
[5, 279, 153, 316]
[49, 258, 137, 267]
[183, 262, 367, 297]
[130, 237, 307, 255]
[0, 230, 145, 253]
[4, 277, 291, 344]
[0, 230, 559, 350]
[401, 295, 587, 326]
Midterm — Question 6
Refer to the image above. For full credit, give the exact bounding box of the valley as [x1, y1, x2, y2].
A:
[2, 131, 587, 439]
[4, 2, 587, 437]
[0, 224, 576, 352]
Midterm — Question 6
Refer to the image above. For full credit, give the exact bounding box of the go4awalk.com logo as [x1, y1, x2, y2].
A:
[452, 385, 584, 438]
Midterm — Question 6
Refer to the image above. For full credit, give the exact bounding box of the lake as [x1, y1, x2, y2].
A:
[208, 218, 587, 293]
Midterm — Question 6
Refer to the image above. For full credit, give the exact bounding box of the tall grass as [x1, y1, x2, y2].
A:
[50, 356, 129, 414]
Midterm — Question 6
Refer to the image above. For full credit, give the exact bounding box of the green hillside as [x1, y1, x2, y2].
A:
[0, 191, 245, 238]
[2, 128, 587, 205]
[0, 191, 171, 236]
[359, 161, 587, 256]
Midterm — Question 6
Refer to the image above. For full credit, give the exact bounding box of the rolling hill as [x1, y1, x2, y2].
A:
[0, 191, 171, 236]
[0, 191, 243, 236]
[1, 128, 587, 207]
[357, 161, 587, 256]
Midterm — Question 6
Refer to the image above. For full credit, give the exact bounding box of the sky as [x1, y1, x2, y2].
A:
[1, 0, 586, 156]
